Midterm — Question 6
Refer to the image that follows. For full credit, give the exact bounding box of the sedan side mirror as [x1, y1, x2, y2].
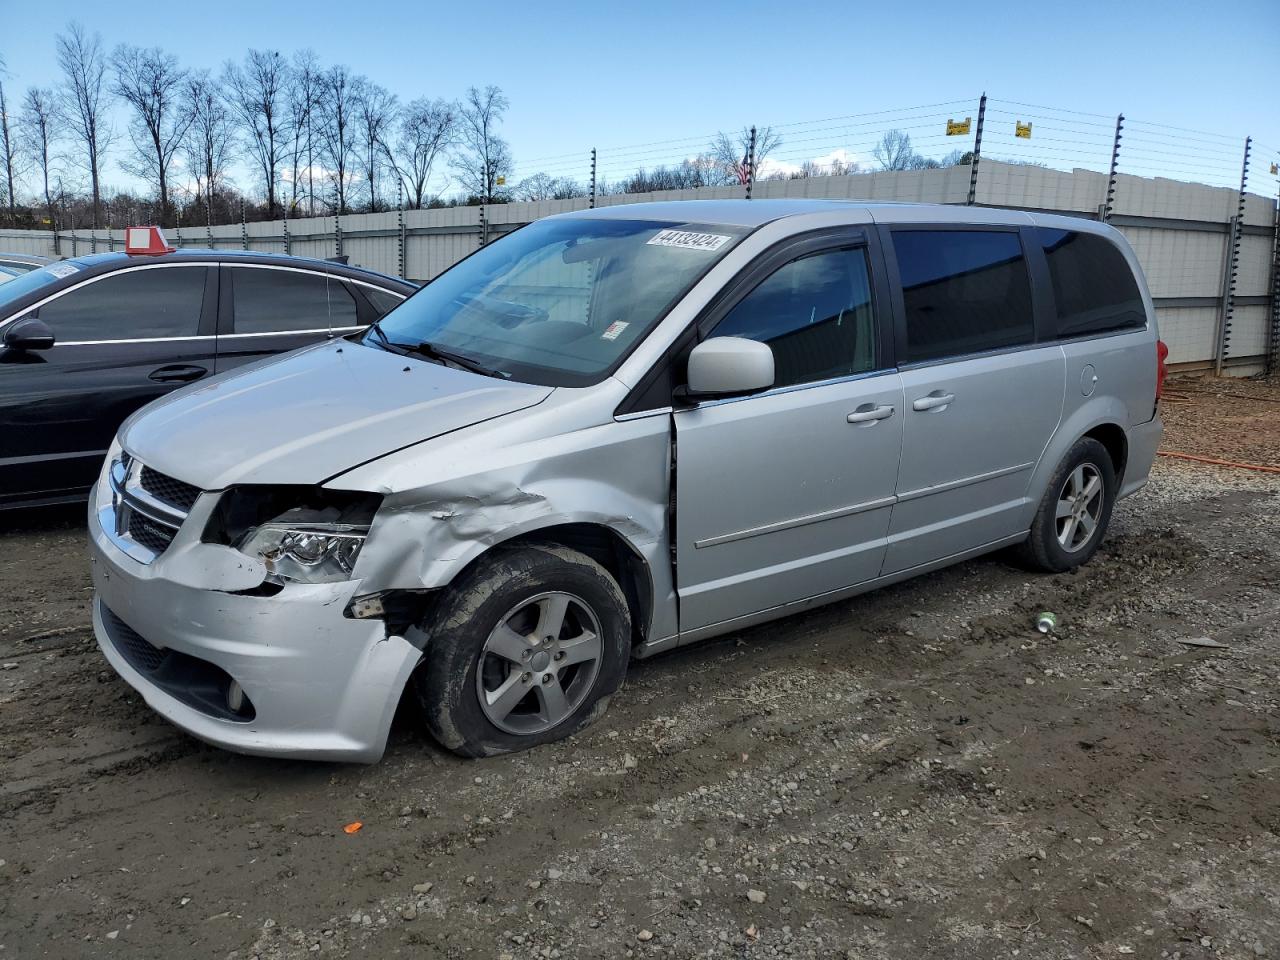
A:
[686, 336, 774, 397]
[2, 317, 55, 351]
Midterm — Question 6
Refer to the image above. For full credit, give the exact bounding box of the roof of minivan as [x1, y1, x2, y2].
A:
[558, 198, 1092, 231]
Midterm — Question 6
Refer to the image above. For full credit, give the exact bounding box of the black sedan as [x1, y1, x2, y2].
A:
[0, 249, 416, 509]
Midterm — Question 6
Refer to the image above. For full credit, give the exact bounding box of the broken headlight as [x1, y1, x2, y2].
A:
[205, 487, 382, 585]
[238, 523, 368, 583]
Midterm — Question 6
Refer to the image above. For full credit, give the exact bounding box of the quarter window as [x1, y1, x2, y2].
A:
[231, 268, 358, 334]
[711, 247, 877, 388]
[37, 267, 206, 341]
[1039, 228, 1145, 338]
[893, 230, 1034, 364]
[363, 286, 405, 317]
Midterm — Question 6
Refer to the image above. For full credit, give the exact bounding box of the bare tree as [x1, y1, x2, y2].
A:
[0, 73, 19, 216]
[873, 129, 916, 171]
[355, 79, 397, 211]
[183, 71, 234, 220]
[514, 172, 582, 201]
[316, 64, 359, 214]
[452, 85, 511, 202]
[223, 49, 288, 217]
[56, 22, 113, 227]
[386, 97, 455, 209]
[20, 87, 61, 225]
[286, 50, 322, 215]
[709, 126, 782, 184]
[111, 44, 191, 225]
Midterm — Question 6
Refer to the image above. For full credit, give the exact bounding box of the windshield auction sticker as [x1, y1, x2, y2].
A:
[46, 263, 80, 278]
[646, 229, 732, 251]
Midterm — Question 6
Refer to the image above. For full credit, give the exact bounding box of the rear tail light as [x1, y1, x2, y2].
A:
[1155, 339, 1169, 401]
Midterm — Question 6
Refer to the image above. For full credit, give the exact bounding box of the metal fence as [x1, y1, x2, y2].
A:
[2, 161, 1278, 377]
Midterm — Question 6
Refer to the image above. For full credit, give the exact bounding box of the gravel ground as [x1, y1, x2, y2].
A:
[1, 378, 1278, 960]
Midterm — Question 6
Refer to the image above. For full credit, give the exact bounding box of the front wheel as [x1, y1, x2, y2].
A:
[413, 543, 631, 757]
[1017, 437, 1117, 573]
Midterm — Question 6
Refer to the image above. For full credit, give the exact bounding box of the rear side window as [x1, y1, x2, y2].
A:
[893, 230, 1034, 364]
[363, 286, 405, 317]
[1039, 228, 1145, 338]
[38, 267, 206, 341]
[231, 267, 358, 334]
[711, 247, 877, 388]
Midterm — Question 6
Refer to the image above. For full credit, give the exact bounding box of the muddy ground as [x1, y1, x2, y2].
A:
[1, 377, 1278, 960]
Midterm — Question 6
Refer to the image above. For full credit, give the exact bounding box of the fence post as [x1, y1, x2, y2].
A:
[206, 195, 214, 247]
[479, 204, 487, 247]
[334, 214, 344, 260]
[175, 208, 184, 248]
[967, 94, 987, 206]
[589, 148, 597, 209]
[282, 213, 291, 256]
[1217, 136, 1252, 376]
[745, 125, 758, 200]
[1103, 113, 1124, 222]
[240, 199, 248, 251]
[1266, 180, 1280, 376]
[107, 208, 115, 252]
[396, 179, 405, 278]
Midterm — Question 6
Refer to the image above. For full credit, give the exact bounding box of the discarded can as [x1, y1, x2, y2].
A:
[1036, 612, 1057, 634]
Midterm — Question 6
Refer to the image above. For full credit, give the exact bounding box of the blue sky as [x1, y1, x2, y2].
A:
[3, 0, 1278, 199]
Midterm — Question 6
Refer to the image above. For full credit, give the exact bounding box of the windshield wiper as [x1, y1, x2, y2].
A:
[408, 340, 510, 379]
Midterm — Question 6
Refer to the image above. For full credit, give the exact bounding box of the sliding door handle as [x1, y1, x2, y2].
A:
[912, 392, 955, 412]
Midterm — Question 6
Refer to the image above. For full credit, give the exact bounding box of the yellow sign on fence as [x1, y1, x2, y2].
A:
[946, 118, 971, 136]
[1015, 121, 1033, 139]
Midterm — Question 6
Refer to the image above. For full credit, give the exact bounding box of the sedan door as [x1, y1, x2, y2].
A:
[0, 263, 216, 506]
[674, 241, 904, 634]
[881, 227, 1065, 574]
[214, 265, 366, 372]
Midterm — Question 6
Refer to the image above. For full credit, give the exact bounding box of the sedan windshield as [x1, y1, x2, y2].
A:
[0, 262, 71, 311]
[367, 218, 748, 385]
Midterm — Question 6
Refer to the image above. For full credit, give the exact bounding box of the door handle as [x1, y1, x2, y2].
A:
[148, 364, 207, 383]
[912, 391, 955, 412]
[847, 404, 895, 424]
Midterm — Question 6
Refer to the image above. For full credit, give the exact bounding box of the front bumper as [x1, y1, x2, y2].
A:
[88, 484, 422, 763]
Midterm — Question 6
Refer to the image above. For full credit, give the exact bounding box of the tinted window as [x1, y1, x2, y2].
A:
[363, 286, 405, 317]
[1039, 229, 1145, 338]
[712, 248, 877, 388]
[893, 230, 1034, 363]
[231, 268, 358, 334]
[38, 267, 206, 341]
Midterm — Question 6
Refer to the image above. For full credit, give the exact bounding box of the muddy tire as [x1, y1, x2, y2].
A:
[413, 543, 631, 758]
[1016, 437, 1117, 573]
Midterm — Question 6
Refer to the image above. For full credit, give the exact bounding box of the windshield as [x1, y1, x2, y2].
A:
[0, 263, 73, 312]
[367, 217, 748, 386]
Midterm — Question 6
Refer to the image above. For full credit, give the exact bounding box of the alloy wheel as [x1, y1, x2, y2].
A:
[475, 591, 603, 735]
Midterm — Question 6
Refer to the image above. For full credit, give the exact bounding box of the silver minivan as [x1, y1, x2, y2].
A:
[87, 200, 1166, 762]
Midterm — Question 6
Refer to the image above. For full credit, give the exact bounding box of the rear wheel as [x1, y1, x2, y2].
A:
[413, 543, 630, 757]
[1017, 437, 1116, 573]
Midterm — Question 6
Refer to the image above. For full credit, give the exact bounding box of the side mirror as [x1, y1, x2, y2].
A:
[2, 317, 55, 351]
[685, 336, 775, 397]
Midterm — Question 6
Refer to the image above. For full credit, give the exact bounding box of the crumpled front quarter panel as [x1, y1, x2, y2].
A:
[335, 386, 678, 644]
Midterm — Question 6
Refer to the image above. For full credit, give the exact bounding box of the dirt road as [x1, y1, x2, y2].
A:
[2, 379, 1278, 959]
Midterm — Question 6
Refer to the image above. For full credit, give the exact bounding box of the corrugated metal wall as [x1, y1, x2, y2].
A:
[4, 160, 1275, 371]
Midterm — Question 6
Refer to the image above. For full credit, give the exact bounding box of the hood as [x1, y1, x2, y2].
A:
[121, 340, 552, 489]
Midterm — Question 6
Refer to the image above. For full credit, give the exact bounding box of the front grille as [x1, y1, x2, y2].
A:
[139, 466, 201, 512]
[127, 511, 177, 554]
[100, 604, 165, 672]
[106, 455, 201, 561]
